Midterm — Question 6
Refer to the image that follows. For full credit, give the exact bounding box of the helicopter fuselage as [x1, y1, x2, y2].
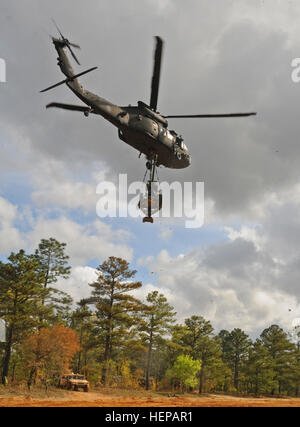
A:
[50, 38, 191, 169]
[117, 103, 191, 169]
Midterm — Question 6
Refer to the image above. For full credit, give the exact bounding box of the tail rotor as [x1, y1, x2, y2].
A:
[52, 18, 81, 65]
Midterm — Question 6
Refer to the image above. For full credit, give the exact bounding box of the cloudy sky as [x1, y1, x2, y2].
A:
[1, 0, 300, 336]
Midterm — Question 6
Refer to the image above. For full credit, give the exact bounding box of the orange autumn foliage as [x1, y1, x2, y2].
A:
[22, 325, 80, 377]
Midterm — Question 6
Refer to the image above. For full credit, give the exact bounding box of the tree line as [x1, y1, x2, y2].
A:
[0, 238, 299, 396]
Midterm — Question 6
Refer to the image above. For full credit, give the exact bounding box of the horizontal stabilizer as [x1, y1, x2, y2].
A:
[46, 103, 92, 113]
[40, 66, 98, 93]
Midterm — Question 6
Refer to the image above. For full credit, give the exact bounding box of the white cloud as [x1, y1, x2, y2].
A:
[0, 194, 133, 266]
[60, 266, 98, 303]
[0, 196, 25, 253]
[159, 228, 173, 241]
[26, 216, 133, 266]
[30, 157, 110, 213]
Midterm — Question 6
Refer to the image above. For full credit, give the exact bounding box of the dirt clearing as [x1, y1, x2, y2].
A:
[0, 390, 300, 407]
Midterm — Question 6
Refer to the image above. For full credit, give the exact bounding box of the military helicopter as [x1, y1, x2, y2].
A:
[41, 23, 256, 223]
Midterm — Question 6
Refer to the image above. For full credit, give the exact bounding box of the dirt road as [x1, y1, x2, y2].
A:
[0, 391, 300, 407]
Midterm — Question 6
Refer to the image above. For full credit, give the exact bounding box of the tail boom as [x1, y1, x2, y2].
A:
[48, 37, 128, 128]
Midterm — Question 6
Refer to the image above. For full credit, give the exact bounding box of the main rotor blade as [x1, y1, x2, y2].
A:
[66, 43, 81, 65]
[150, 36, 163, 112]
[40, 66, 98, 93]
[164, 113, 257, 118]
[52, 18, 65, 40]
[46, 102, 91, 113]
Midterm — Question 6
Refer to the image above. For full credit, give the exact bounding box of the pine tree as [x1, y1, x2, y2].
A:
[202, 347, 232, 393]
[71, 300, 96, 375]
[86, 257, 143, 384]
[0, 251, 48, 385]
[35, 238, 72, 323]
[260, 325, 295, 395]
[139, 291, 176, 390]
[293, 326, 300, 396]
[219, 328, 251, 391]
[176, 316, 225, 393]
[218, 329, 231, 357]
[244, 339, 276, 395]
[184, 316, 214, 357]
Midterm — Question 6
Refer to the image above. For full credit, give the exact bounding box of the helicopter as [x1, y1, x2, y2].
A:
[41, 22, 256, 223]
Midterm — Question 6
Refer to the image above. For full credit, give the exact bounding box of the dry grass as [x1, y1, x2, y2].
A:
[0, 384, 68, 399]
